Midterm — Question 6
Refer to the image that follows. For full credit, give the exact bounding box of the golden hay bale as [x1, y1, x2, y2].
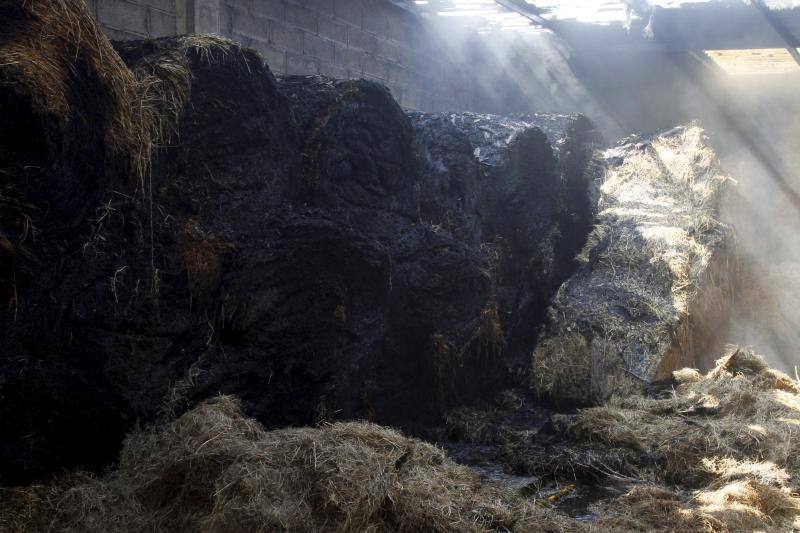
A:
[0, 396, 582, 533]
[530, 124, 733, 406]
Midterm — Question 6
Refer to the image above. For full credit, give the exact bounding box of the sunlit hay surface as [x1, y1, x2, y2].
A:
[0, 396, 581, 533]
[564, 347, 800, 532]
[532, 123, 733, 405]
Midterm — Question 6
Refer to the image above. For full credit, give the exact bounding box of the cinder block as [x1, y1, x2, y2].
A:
[319, 60, 348, 80]
[396, 43, 412, 65]
[318, 15, 347, 43]
[141, 0, 175, 11]
[387, 63, 412, 86]
[149, 7, 177, 36]
[374, 37, 405, 63]
[386, 19, 415, 45]
[219, 4, 233, 33]
[334, 0, 362, 28]
[285, 3, 318, 33]
[98, 1, 149, 35]
[304, 33, 334, 63]
[258, 43, 287, 74]
[101, 24, 146, 40]
[363, 53, 390, 80]
[229, 30, 254, 48]
[286, 50, 319, 75]
[195, 0, 221, 34]
[347, 27, 376, 53]
[233, 10, 269, 39]
[223, 0, 252, 11]
[291, 0, 334, 15]
[252, 0, 283, 18]
[270, 19, 304, 51]
[362, 72, 387, 85]
[335, 45, 364, 73]
[362, 3, 390, 36]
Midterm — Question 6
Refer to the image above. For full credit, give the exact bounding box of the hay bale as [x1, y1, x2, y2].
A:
[0, 0, 161, 485]
[116, 36, 299, 210]
[0, 396, 583, 533]
[279, 76, 418, 226]
[532, 123, 734, 406]
[0, 0, 149, 189]
[409, 112, 602, 381]
[0, 27, 305, 483]
[0, 3, 601, 483]
[409, 112, 483, 242]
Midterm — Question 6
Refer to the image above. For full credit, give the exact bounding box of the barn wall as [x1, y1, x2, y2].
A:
[85, 0, 184, 40]
[86, 0, 472, 111]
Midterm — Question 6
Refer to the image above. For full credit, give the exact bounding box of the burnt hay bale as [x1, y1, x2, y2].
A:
[410, 112, 603, 375]
[279, 76, 420, 229]
[531, 124, 735, 406]
[0, 24, 305, 483]
[115, 36, 299, 211]
[0, 0, 154, 484]
[0, 6, 599, 483]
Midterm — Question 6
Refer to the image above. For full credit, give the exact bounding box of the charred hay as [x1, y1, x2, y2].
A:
[0, 2, 598, 483]
[532, 124, 734, 406]
[409, 111, 602, 377]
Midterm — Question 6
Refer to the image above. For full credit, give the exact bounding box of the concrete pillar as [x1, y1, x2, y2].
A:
[176, 0, 188, 33]
[187, 0, 220, 34]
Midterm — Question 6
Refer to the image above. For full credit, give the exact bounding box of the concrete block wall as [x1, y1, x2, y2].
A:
[85, 0, 185, 40]
[87, 0, 472, 111]
[216, 0, 471, 110]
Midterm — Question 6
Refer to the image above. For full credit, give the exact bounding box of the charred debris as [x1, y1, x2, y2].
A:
[2, 2, 798, 532]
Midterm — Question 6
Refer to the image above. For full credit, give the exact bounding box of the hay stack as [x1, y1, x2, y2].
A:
[0, 396, 580, 533]
[0, 0, 160, 485]
[532, 123, 734, 405]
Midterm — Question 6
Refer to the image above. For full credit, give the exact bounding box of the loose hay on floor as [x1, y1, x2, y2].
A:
[0, 396, 581, 533]
[563, 346, 800, 532]
[3, 349, 798, 532]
